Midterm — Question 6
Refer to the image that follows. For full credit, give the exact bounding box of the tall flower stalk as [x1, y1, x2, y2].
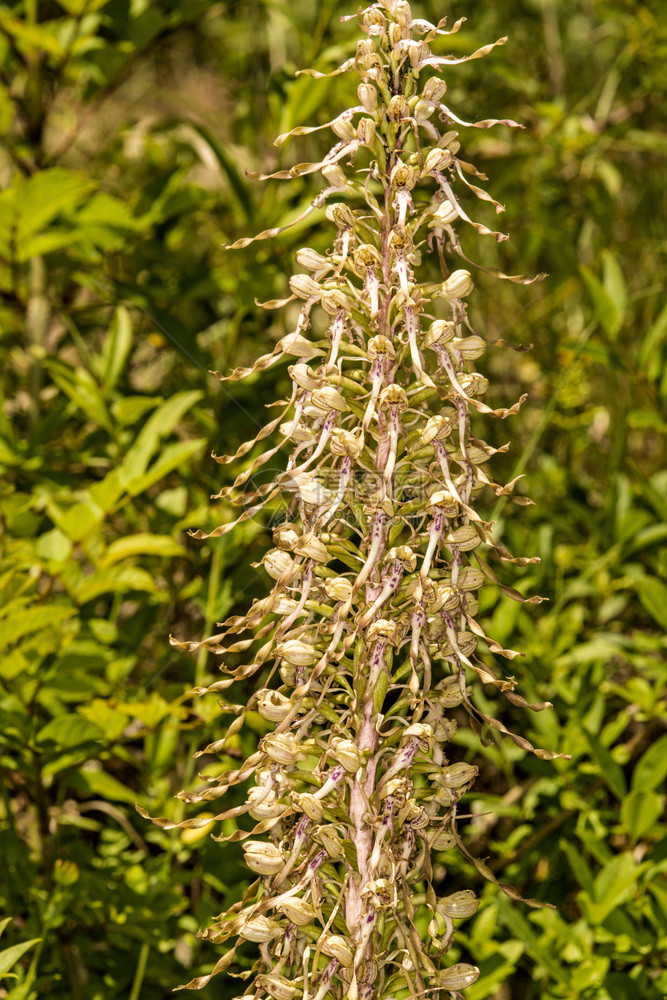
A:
[145, 3, 568, 996]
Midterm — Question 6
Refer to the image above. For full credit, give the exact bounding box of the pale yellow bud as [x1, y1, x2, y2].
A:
[435, 675, 465, 707]
[440, 130, 461, 153]
[429, 490, 458, 516]
[289, 274, 322, 299]
[388, 22, 409, 47]
[294, 531, 328, 562]
[356, 39, 375, 59]
[424, 147, 453, 174]
[422, 413, 454, 443]
[429, 199, 459, 226]
[431, 583, 460, 613]
[273, 523, 301, 549]
[257, 689, 293, 723]
[423, 319, 456, 347]
[363, 10, 386, 33]
[358, 82, 378, 113]
[278, 332, 318, 358]
[390, 161, 418, 189]
[422, 77, 447, 102]
[357, 118, 377, 145]
[458, 566, 485, 591]
[459, 372, 490, 396]
[331, 737, 363, 773]
[293, 792, 324, 822]
[262, 549, 294, 580]
[324, 576, 353, 602]
[440, 891, 479, 919]
[288, 363, 323, 392]
[437, 965, 480, 990]
[462, 594, 480, 617]
[296, 248, 330, 271]
[331, 118, 356, 141]
[277, 640, 318, 667]
[367, 618, 399, 642]
[442, 269, 474, 299]
[277, 897, 315, 926]
[451, 335, 486, 360]
[432, 829, 457, 850]
[314, 826, 344, 859]
[321, 288, 351, 315]
[440, 762, 479, 788]
[440, 631, 478, 657]
[243, 840, 285, 876]
[321, 935, 354, 967]
[446, 525, 481, 551]
[257, 975, 297, 1000]
[326, 203, 357, 230]
[262, 733, 304, 766]
[233, 914, 281, 942]
[330, 428, 362, 458]
[402, 723, 434, 750]
[247, 787, 284, 820]
[354, 243, 381, 269]
[322, 163, 347, 187]
[310, 385, 348, 412]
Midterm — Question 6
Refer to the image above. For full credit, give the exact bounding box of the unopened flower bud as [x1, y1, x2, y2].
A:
[429, 489, 458, 516]
[296, 248, 330, 271]
[458, 566, 485, 591]
[422, 77, 447, 102]
[357, 118, 377, 145]
[358, 82, 378, 112]
[289, 274, 322, 299]
[288, 363, 324, 391]
[367, 618, 398, 642]
[257, 689, 293, 722]
[437, 965, 480, 990]
[294, 530, 328, 562]
[363, 10, 385, 34]
[402, 723, 434, 751]
[451, 335, 486, 360]
[446, 525, 480, 551]
[277, 640, 318, 668]
[277, 897, 315, 926]
[322, 163, 347, 187]
[235, 915, 281, 943]
[311, 385, 348, 413]
[424, 147, 453, 174]
[356, 39, 375, 59]
[440, 891, 479, 919]
[330, 428, 362, 458]
[324, 576, 353, 602]
[440, 630, 478, 657]
[263, 733, 304, 766]
[278, 332, 318, 358]
[431, 583, 460, 613]
[314, 826, 344, 859]
[331, 738, 363, 773]
[435, 675, 465, 707]
[262, 548, 293, 580]
[440, 762, 479, 788]
[459, 372, 490, 396]
[294, 792, 324, 822]
[388, 545, 417, 572]
[273, 523, 301, 550]
[423, 320, 456, 347]
[440, 130, 461, 153]
[429, 199, 459, 227]
[331, 118, 356, 141]
[243, 840, 285, 876]
[247, 786, 284, 820]
[432, 829, 457, 850]
[322, 935, 354, 967]
[391, 161, 418, 189]
[442, 269, 474, 299]
[258, 975, 297, 1000]
[321, 289, 351, 315]
[422, 414, 453, 444]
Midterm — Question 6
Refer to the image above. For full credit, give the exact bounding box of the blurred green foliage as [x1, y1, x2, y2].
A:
[0, 1, 665, 998]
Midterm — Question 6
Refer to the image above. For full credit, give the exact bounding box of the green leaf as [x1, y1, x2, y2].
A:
[0, 919, 12, 940]
[638, 302, 667, 380]
[633, 734, 667, 792]
[583, 729, 626, 800]
[71, 767, 138, 804]
[101, 306, 133, 393]
[621, 788, 664, 842]
[75, 566, 159, 604]
[118, 390, 203, 485]
[35, 528, 73, 563]
[635, 576, 667, 630]
[124, 438, 205, 496]
[0, 606, 74, 652]
[16, 169, 93, 241]
[100, 532, 186, 567]
[583, 853, 647, 925]
[36, 714, 104, 749]
[580, 265, 621, 338]
[601, 250, 627, 323]
[0, 938, 41, 978]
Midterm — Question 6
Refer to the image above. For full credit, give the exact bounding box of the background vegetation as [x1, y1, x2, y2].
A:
[0, 1, 665, 998]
